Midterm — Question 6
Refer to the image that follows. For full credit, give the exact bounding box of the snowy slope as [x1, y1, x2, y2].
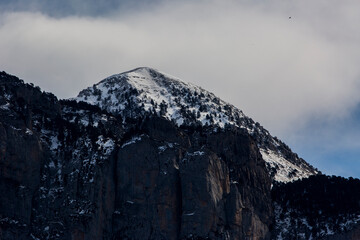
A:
[77, 67, 245, 127]
[76, 67, 317, 182]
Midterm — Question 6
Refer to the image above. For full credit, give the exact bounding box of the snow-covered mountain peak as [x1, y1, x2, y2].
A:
[76, 68, 318, 183]
[77, 67, 246, 128]
[116, 67, 185, 83]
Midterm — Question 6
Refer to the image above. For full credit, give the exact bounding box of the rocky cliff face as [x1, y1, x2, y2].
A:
[0, 71, 273, 239]
[2, 69, 357, 240]
[113, 119, 272, 239]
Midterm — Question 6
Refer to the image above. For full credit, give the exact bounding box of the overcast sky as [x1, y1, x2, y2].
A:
[1, 0, 360, 178]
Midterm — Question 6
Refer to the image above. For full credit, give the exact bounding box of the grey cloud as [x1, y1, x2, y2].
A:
[0, 0, 164, 17]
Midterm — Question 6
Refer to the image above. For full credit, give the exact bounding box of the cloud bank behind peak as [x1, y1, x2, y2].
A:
[1, 0, 360, 177]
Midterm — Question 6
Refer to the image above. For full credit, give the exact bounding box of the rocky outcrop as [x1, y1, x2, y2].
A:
[1, 72, 273, 239]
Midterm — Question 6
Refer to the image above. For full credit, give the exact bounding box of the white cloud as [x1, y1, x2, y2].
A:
[1, 0, 360, 139]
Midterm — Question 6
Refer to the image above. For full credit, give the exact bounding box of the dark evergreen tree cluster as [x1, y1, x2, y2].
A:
[272, 174, 360, 237]
[60, 99, 108, 115]
[272, 175, 360, 218]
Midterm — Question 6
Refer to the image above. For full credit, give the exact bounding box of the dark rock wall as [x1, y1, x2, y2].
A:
[0, 123, 43, 240]
[0, 73, 57, 239]
[113, 119, 272, 240]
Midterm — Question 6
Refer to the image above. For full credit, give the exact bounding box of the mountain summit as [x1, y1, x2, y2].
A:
[76, 67, 318, 183]
[77, 67, 244, 127]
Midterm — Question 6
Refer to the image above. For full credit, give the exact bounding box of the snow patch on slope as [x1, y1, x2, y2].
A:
[260, 149, 314, 183]
[96, 135, 114, 155]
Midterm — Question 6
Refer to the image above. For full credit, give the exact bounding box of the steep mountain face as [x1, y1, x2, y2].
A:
[76, 67, 318, 183]
[0, 70, 272, 239]
[2, 68, 356, 240]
